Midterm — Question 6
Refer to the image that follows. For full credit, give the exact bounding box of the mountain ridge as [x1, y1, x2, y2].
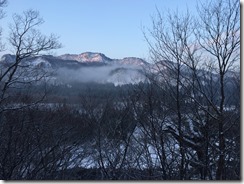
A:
[0, 52, 148, 67]
[0, 52, 148, 86]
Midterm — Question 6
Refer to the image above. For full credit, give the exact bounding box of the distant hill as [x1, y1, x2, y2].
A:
[0, 52, 148, 86]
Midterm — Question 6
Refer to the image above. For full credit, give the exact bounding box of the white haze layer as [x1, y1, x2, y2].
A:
[56, 64, 146, 86]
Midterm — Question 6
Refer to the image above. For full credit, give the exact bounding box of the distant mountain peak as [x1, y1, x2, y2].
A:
[118, 57, 148, 66]
[58, 52, 112, 63]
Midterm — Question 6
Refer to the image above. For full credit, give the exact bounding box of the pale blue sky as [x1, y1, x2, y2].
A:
[1, 0, 198, 59]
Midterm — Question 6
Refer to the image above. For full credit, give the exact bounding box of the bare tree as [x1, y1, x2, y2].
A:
[195, 0, 240, 179]
[0, 9, 61, 110]
[144, 9, 198, 179]
[143, 0, 240, 180]
[0, 8, 64, 180]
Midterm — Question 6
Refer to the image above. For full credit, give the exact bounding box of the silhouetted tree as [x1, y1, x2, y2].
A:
[0, 9, 61, 111]
[144, 0, 240, 180]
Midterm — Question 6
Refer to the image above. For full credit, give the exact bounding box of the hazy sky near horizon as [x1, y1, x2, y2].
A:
[1, 0, 198, 59]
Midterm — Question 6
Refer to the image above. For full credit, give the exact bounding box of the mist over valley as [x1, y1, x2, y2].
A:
[0, 52, 148, 86]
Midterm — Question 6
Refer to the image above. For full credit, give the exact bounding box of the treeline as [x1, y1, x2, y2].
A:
[0, 79, 240, 179]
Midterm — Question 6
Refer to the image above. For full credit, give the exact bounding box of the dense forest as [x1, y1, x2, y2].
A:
[0, 79, 240, 179]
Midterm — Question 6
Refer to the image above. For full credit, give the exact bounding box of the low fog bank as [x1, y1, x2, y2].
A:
[55, 64, 146, 86]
